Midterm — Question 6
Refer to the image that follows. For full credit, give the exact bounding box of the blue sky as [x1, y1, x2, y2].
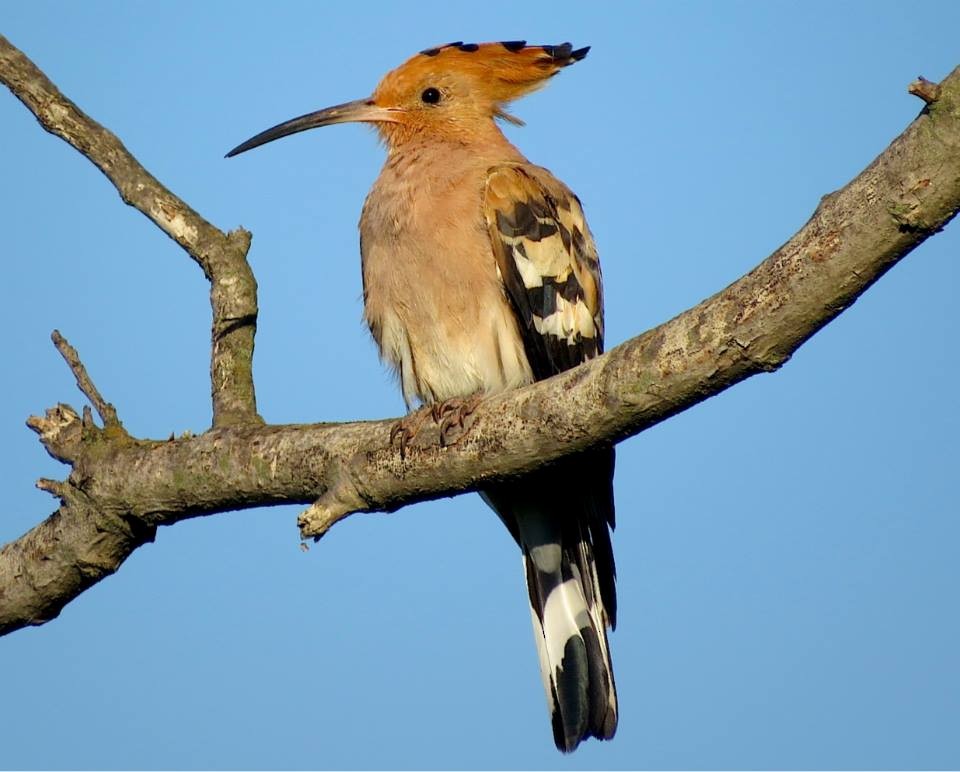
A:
[2, 1, 958, 769]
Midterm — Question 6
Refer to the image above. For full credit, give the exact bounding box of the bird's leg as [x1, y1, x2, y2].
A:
[432, 393, 484, 447]
[389, 405, 433, 459]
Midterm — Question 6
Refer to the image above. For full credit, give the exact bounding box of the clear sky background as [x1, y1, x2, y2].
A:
[2, 2, 958, 769]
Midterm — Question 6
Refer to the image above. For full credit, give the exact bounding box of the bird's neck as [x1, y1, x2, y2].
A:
[366, 127, 526, 229]
[382, 120, 524, 165]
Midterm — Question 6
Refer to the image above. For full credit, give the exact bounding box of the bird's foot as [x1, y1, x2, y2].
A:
[389, 405, 433, 459]
[389, 395, 484, 457]
[432, 393, 483, 447]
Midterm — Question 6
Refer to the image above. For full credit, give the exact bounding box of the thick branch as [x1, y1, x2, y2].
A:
[0, 35, 261, 427]
[1, 60, 959, 635]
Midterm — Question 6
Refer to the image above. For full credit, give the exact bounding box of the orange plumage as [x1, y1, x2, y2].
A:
[368, 41, 590, 144]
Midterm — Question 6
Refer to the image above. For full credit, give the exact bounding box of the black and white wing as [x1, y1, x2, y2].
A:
[482, 164, 617, 752]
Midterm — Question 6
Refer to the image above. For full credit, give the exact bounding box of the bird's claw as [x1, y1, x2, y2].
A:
[389, 406, 431, 460]
[390, 395, 484, 458]
[434, 394, 483, 447]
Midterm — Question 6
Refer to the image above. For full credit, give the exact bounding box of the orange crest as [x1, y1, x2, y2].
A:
[372, 41, 589, 115]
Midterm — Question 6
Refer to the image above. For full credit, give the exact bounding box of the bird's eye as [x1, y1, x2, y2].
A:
[421, 87, 441, 104]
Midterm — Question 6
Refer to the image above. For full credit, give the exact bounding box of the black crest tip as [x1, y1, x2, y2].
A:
[541, 42, 573, 59]
[540, 42, 589, 65]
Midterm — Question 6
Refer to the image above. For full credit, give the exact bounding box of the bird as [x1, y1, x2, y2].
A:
[227, 40, 617, 753]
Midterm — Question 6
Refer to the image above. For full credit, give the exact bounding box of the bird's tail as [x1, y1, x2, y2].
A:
[482, 448, 617, 752]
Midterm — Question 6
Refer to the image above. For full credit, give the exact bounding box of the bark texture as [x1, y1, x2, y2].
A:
[1, 34, 958, 636]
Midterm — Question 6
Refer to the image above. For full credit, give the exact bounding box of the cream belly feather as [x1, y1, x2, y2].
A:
[360, 142, 533, 407]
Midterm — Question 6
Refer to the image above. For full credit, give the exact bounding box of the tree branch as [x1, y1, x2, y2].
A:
[50, 330, 123, 431]
[1, 34, 958, 636]
[0, 35, 261, 428]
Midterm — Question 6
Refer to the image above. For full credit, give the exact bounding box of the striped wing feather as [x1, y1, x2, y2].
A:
[484, 164, 604, 379]
[483, 164, 617, 752]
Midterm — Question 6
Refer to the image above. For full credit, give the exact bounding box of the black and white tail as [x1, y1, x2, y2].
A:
[483, 447, 617, 752]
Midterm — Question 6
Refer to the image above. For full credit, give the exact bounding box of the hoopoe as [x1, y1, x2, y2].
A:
[227, 41, 617, 753]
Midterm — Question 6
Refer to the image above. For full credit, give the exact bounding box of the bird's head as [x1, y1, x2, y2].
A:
[226, 41, 588, 156]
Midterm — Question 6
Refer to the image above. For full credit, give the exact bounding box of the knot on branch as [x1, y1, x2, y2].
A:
[226, 226, 252, 256]
[909, 76, 942, 105]
[887, 193, 937, 234]
[26, 404, 84, 464]
[730, 337, 788, 373]
[298, 465, 371, 540]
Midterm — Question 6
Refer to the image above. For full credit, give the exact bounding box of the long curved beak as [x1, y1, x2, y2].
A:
[225, 98, 396, 158]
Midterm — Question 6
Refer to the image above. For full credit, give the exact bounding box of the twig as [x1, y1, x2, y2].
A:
[36, 478, 68, 499]
[50, 330, 121, 429]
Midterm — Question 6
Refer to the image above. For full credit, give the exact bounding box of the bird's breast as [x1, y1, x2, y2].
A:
[359, 153, 532, 407]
